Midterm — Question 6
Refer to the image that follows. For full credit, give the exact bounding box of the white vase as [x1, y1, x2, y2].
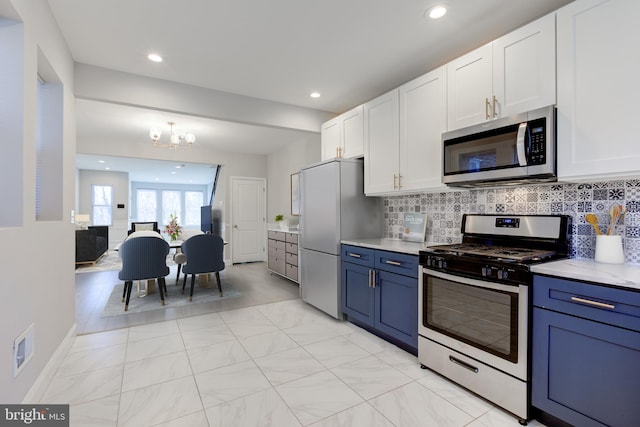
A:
[594, 235, 625, 264]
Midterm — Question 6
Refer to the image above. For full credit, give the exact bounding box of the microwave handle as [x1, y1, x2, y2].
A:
[516, 122, 528, 166]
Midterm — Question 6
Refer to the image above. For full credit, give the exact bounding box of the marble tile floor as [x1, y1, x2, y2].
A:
[48, 279, 548, 427]
[75, 262, 301, 335]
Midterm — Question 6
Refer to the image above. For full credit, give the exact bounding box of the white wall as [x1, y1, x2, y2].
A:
[0, 0, 76, 403]
[267, 135, 321, 225]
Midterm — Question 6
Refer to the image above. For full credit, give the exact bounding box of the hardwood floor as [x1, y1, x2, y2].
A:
[75, 262, 300, 335]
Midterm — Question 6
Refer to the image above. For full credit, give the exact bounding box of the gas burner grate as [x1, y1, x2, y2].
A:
[427, 244, 557, 262]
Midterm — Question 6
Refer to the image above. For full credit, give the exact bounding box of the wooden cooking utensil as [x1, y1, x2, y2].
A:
[607, 204, 621, 235]
[585, 213, 602, 235]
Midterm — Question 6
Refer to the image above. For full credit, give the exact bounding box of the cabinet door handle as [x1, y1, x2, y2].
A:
[371, 270, 376, 288]
[570, 296, 615, 310]
[492, 95, 498, 118]
[368, 269, 373, 287]
[348, 253, 361, 258]
[393, 174, 398, 190]
[385, 260, 402, 266]
[485, 97, 490, 120]
[398, 175, 402, 189]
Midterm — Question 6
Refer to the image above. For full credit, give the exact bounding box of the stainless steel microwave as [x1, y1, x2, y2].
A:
[442, 105, 556, 187]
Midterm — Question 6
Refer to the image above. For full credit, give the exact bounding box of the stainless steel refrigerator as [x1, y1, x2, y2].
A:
[299, 158, 382, 319]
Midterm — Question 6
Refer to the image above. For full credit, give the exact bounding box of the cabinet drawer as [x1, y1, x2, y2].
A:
[268, 230, 286, 241]
[268, 239, 286, 252]
[285, 233, 299, 244]
[285, 242, 298, 254]
[268, 255, 285, 275]
[342, 245, 375, 268]
[374, 251, 418, 278]
[286, 252, 298, 266]
[533, 275, 640, 332]
[286, 264, 298, 281]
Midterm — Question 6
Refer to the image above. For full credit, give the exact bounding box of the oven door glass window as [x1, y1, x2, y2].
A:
[444, 125, 520, 175]
[423, 275, 518, 363]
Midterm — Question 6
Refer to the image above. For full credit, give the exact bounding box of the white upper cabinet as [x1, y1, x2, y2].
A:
[447, 13, 556, 130]
[341, 106, 364, 159]
[399, 66, 447, 192]
[321, 118, 340, 160]
[320, 105, 364, 160]
[447, 44, 493, 130]
[364, 67, 447, 195]
[364, 90, 399, 195]
[556, 0, 640, 180]
[493, 13, 556, 118]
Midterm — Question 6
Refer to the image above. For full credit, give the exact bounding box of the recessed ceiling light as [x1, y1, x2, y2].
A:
[427, 5, 447, 19]
[98, 160, 105, 164]
[105, 167, 111, 170]
[147, 53, 163, 63]
[310, 92, 321, 98]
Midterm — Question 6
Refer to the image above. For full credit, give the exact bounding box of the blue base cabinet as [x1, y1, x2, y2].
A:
[342, 252, 376, 326]
[342, 245, 418, 352]
[532, 275, 640, 427]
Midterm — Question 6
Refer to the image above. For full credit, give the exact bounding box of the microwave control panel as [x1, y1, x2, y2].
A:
[528, 118, 546, 165]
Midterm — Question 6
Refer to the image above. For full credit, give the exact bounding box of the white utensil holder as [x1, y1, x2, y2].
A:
[594, 235, 625, 264]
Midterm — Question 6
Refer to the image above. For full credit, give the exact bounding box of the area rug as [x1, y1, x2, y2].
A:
[76, 251, 176, 274]
[101, 283, 241, 317]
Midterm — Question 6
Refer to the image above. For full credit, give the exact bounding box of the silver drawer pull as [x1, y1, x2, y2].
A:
[570, 296, 615, 310]
[385, 260, 402, 266]
[449, 356, 478, 373]
[348, 253, 361, 258]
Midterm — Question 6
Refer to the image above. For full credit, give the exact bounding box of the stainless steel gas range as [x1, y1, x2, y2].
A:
[418, 214, 570, 424]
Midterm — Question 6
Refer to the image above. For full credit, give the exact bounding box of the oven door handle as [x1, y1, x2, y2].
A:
[516, 122, 528, 166]
[421, 266, 523, 294]
[449, 355, 479, 373]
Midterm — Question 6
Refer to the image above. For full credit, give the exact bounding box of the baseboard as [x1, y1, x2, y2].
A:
[22, 323, 77, 404]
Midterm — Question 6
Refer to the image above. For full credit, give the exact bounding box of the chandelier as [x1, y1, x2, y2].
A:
[149, 121, 195, 149]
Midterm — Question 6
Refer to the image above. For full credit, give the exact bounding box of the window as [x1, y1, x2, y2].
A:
[136, 189, 157, 221]
[92, 185, 113, 225]
[162, 190, 181, 225]
[132, 183, 206, 227]
[185, 191, 203, 225]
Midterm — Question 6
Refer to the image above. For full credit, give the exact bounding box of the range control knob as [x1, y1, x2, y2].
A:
[438, 259, 447, 269]
[481, 266, 491, 277]
[497, 269, 509, 280]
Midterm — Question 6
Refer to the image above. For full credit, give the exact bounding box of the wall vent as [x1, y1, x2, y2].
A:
[13, 324, 34, 377]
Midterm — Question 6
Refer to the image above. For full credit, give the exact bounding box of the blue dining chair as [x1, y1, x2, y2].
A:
[181, 234, 225, 301]
[118, 236, 170, 311]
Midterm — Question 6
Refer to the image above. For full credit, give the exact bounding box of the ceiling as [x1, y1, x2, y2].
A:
[76, 153, 219, 185]
[47, 0, 573, 180]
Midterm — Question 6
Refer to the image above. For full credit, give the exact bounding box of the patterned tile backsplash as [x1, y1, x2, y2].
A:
[384, 179, 640, 264]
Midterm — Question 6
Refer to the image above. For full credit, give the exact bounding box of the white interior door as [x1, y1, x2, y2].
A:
[231, 177, 266, 263]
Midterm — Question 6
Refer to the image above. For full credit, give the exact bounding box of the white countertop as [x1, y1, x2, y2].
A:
[267, 227, 299, 234]
[341, 238, 435, 255]
[531, 259, 640, 291]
